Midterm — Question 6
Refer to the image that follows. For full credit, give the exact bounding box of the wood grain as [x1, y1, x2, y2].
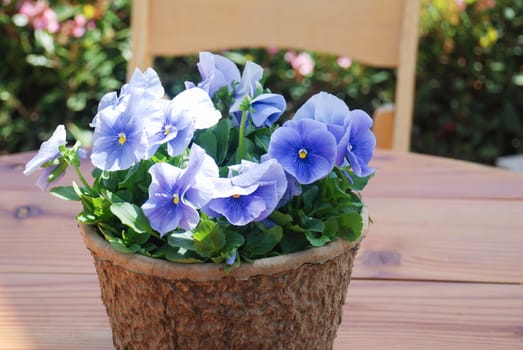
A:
[1, 275, 521, 350]
[6, 150, 522, 199]
[2, 150, 523, 349]
[354, 197, 523, 283]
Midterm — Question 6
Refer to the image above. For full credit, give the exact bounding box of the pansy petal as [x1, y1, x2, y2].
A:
[24, 125, 66, 175]
[172, 88, 221, 130]
[250, 93, 286, 127]
[294, 91, 349, 126]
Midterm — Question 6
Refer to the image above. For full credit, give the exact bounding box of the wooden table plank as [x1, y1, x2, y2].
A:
[364, 151, 523, 200]
[4, 150, 523, 200]
[353, 197, 523, 284]
[1, 192, 522, 283]
[335, 280, 523, 350]
[1, 274, 521, 350]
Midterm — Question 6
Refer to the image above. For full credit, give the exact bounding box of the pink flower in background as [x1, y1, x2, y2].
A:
[266, 46, 279, 55]
[454, 0, 467, 12]
[337, 56, 352, 69]
[476, 0, 496, 11]
[18, 0, 60, 33]
[71, 14, 87, 38]
[284, 51, 315, 76]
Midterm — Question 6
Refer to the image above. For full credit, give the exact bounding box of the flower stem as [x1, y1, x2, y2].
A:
[237, 110, 248, 163]
[73, 165, 93, 193]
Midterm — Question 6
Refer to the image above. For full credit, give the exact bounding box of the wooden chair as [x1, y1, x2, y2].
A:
[129, 0, 419, 152]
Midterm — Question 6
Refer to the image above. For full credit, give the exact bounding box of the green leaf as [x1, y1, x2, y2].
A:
[47, 161, 68, 182]
[92, 197, 111, 217]
[304, 231, 331, 247]
[245, 224, 283, 256]
[194, 226, 226, 258]
[108, 238, 140, 254]
[214, 119, 232, 163]
[338, 212, 363, 241]
[164, 245, 203, 263]
[196, 132, 218, 160]
[123, 228, 150, 245]
[76, 212, 98, 224]
[323, 217, 339, 239]
[345, 171, 374, 191]
[168, 232, 196, 251]
[110, 202, 153, 234]
[50, 186, 81, 201]
[269, 210, 293, 226]
[279, 231, 309, 254]
[223, 230, 245, 253]
[302, 185, 319, 212]
[301, 217, 324, 232]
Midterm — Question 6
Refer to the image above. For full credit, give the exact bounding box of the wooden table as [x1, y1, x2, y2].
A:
[1, 150, 522, 349]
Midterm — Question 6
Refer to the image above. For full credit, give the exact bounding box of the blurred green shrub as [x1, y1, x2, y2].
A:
[159, 0, 523, 164]
[414, 0, 523, 163]
[1, 0, 522, 165]
[0, 0, 130, 154]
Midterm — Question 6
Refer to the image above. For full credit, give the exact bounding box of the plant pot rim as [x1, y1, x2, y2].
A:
[79, 208, 368, 282]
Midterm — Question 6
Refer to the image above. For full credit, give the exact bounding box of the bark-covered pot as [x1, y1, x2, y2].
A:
[79, 212, 367, 350]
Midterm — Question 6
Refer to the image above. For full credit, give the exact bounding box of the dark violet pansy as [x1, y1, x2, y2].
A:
[203, 159, 287, 226]
[268, 119, 337, 185]
[142, 144, 218, 236]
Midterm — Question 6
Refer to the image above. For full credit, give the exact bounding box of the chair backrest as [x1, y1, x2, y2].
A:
[129, 0, 419, 152]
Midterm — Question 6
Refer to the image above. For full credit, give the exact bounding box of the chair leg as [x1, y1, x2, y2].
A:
[373, 104, 395, 150]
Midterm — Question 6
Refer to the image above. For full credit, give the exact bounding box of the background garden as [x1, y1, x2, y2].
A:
[1, 0, 522, 165]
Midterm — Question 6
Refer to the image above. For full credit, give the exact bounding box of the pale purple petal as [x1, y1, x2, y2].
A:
[24, 125, 66, 175]
[196, 52, 241, 96]
[172, 88, 221, 130]
[293, 91, 350, 127]
[249, 93, 286, 127]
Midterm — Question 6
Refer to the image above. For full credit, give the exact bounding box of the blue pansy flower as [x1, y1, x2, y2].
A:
[203, 159, 287, 226]
[292, 91, 376, 175]
[293, 91, 350, 144]
[193, 52, 241, 97]
[146, 88, 221, 157]
[23, 124, 67, 190]
[337, 110, 376, 177]
[91, 68, 164, 128]
[230, 93, 286, 128]
[91, 90, 155, 171]
[268, 119, 337, 184]
[233, 61, 263, 100]
[142, 144, 219, 236]
[121, 67, 165, 100]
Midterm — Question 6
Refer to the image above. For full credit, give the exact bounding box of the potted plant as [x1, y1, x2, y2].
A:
[23, 52, 375, 349]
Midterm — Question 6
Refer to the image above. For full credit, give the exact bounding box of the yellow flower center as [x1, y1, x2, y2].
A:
[298, 148, 308, 159]
[118, 132, 126, 145]
[173, 194, 180, 205]
[164, 127, 170, 136]
[232, 194, 241, 199]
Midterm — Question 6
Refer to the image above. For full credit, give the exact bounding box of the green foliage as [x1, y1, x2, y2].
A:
[414, 0, 523, 163]
[0, 0, 130, 154]
[3, 0, 522, 164]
